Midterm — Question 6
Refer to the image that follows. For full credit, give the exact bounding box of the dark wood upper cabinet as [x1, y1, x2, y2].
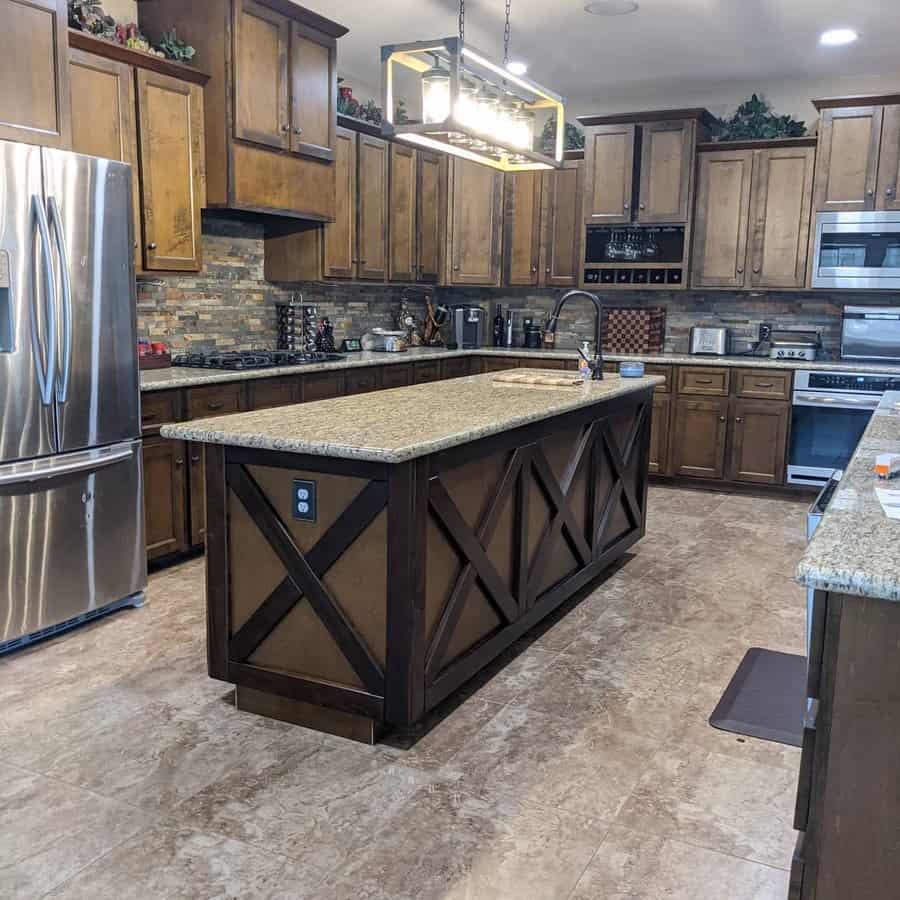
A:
[233, 0, 291, 151]
[68, 47, 142, 271]
[448, 157, 504, 286]
[504, 171, 542, 286]
[728, 398, 789, 485]
[357, 134, 389, 281]
[583, 123, 635, 224]
[0, 0, 71, 149]
[541, 161, 582, 287]
[416, 150, 442, 283]
[692, 149, 754, 289]
[135, 68, 205, 272]
[323, 126, 358, 278]
[388, 143, 417, 282]
[289, 21, 336, 161]
[875, 105, 900, 211]
[669, 396, 729, 480]
[749, 145, 816, 288]
[637, 119, 694, 223]
[813, 106, 882, 212]
[139, 0, 346, 222]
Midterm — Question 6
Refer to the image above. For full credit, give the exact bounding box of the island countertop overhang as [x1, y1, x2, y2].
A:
[160, 371, 663, 464]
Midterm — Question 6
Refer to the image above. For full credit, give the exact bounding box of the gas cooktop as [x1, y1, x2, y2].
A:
[171, 350, 344, 371]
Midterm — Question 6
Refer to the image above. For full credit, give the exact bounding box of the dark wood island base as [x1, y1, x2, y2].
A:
[196, 383, 654, 742]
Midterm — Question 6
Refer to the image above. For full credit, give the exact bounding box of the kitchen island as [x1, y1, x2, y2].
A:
[791, 391, 900, 900]
[162, 370, 661, 741]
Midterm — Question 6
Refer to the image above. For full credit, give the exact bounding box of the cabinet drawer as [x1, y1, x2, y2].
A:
[345, 367, 381, 395]
[677, 366, 730, 396]
[734, 368, 791, 400]
[140, 390, 181, 435]
[186, 383, 245, 419]
[441, 357, 471, 380]
[303, 372, 345, 402]
[645, 364, 672, 393]
[794, 701, 818, 833]
[381, 364, 412, 389]
[414, 361, 442, 384]
[248, 377, 298, 410]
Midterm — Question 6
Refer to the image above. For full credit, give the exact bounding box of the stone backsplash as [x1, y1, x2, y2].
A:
[437, 287, 900, 357]
[137, 216, 428, 352]
[137, 217, 898, 357]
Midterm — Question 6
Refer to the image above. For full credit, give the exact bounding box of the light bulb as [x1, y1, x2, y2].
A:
[421, 66, 450, 124]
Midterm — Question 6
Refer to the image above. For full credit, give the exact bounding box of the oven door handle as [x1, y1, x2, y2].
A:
[793, 393, 881, 410]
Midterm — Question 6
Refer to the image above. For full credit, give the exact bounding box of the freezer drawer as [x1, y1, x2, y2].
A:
[0, 439, 146, 648]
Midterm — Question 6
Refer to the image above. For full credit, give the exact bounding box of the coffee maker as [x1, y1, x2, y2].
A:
[449, 305, 486, 349]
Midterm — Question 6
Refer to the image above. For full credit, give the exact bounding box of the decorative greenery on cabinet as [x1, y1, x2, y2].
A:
[712, 94, 806, 142]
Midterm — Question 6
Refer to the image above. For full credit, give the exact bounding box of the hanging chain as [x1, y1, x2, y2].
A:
[503, 0, 512, 66]
[458, 0, 465, 43]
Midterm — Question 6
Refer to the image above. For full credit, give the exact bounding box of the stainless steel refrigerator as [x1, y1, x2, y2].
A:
[0, 140, 146, 653]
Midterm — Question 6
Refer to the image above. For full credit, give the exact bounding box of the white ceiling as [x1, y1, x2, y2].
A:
[301, 0, 900, 122]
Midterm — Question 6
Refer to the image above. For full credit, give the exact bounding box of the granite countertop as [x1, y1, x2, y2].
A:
[798, 391, 900, 602]
[140, 347, 900, 392]
[160, 371, 663, 463]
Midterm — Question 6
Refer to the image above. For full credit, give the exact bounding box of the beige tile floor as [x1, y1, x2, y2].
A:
[0, 484, 809, 899]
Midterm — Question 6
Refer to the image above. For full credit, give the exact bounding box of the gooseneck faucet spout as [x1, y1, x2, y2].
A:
[545, 290, 605, 380]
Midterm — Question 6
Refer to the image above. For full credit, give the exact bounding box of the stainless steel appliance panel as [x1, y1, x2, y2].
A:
[689, 326, 728, 356]
[41, 149, 140, 452]
[0, 439, 145, 643]
[841, 306, 900, 362]
[812, 211, 900, 289]
[0, 140, 56, 465]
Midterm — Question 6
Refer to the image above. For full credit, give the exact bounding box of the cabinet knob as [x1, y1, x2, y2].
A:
[639, 203, 645, 210]
[453, 264, 461, 271]
[148, 242, 157, 251]
[752, 266, 760, 273]
[735, 417, 743, 423]
[867, 189, 875, 196]
[294, 127, 303, 135]
[718, 415, 727, 422]
[531, 265, 537, 273]
[545, 266, 551, 273]
[191, 454, 201, 464]
[623, 202, 630, 210]
[281, 124, 290, 133]
[887, 187, 896, 198]
[175, 457, 184, 467]
[736, 266, 743, 274]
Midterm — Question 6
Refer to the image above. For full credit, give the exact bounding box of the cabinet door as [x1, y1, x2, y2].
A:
[388, 143, 417, 282]
[357, 134, 389, 281]
[504, 171, 542, 285]
[649, 391, 672, 476]
[541, 162, 581, 287]
[670, 396, 729, 480]
[583, 123, 635, 223]
[748, 146, 815, 289]
[876, 105, 900, 210]
[189, 442, 206, 547]
[68, 48, 141, 271]
[0, 0, 70, 148]
[728, 399, 789, 485]
[417, 150, 442, 282]
[289, 22, 336, 160]
[813, 106, 882, 212]
[323, 126, 357, 278]
[233, 0, 291, 150]
[136, 69, 205, 272]
[637, 120, 694, 223]
[691, 150, 754, 288]
[143, 436, 188, 560]
[449, 157, 503, 285]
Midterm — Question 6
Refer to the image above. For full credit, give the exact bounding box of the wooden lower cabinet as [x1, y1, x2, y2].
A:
[670, 396, 729, 479]
[247, 376, 298, 409]
[649, 392, 672, 475]
[189, 442, 206, 547]
[143, 435, 188, 560]
[728, 398, 789, 484]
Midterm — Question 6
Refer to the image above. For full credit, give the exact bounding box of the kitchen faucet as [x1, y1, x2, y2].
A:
[545, 290, 605, 380]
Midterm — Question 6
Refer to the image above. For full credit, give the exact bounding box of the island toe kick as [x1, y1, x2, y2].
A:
[203, 389, 654, 742]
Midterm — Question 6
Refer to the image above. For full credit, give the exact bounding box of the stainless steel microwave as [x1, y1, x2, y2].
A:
[841, 305, 900, 362]
[812, 211, 900, 289]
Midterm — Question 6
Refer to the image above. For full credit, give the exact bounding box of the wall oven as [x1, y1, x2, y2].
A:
[788, 371, 899, 486]
[812, 212, 900, 289]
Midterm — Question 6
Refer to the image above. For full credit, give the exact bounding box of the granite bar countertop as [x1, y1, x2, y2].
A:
[798, 391, 900, 602]
[140, 347, 900, 392]
[160, 371, 663, 463]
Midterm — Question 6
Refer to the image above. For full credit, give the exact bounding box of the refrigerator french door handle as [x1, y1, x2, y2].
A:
[30, 194, 57, 407]
[0, 443, 134, 487]
[47, 195, 72, 404]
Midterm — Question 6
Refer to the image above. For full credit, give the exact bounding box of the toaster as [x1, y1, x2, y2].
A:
[689, 326, 729, 356]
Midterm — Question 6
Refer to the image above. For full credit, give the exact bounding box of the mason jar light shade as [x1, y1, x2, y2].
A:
[421, 66, 451, 124]
[381, 36, 565, 171]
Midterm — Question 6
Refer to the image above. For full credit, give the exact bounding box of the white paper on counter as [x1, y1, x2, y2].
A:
[875, 487, 900, 521]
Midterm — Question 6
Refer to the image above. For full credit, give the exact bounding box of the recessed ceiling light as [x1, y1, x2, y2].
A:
[506, 61, 528, 76]
[584, 0, 639, 14]
[820, 28, 858, 46]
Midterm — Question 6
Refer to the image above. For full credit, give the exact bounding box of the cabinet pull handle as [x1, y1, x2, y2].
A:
[191, 454, 201, 464]
[141, 413, 157, 422]
[755, 381, 774, 388]
[695, 378, 714, 384]
[207, 401, 224, 411]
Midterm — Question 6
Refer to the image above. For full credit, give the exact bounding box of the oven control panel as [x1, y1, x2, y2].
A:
[806, 372, 900, 392]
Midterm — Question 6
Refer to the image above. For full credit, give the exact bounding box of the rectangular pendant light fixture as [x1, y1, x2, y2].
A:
[381, 36, 565, 171]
